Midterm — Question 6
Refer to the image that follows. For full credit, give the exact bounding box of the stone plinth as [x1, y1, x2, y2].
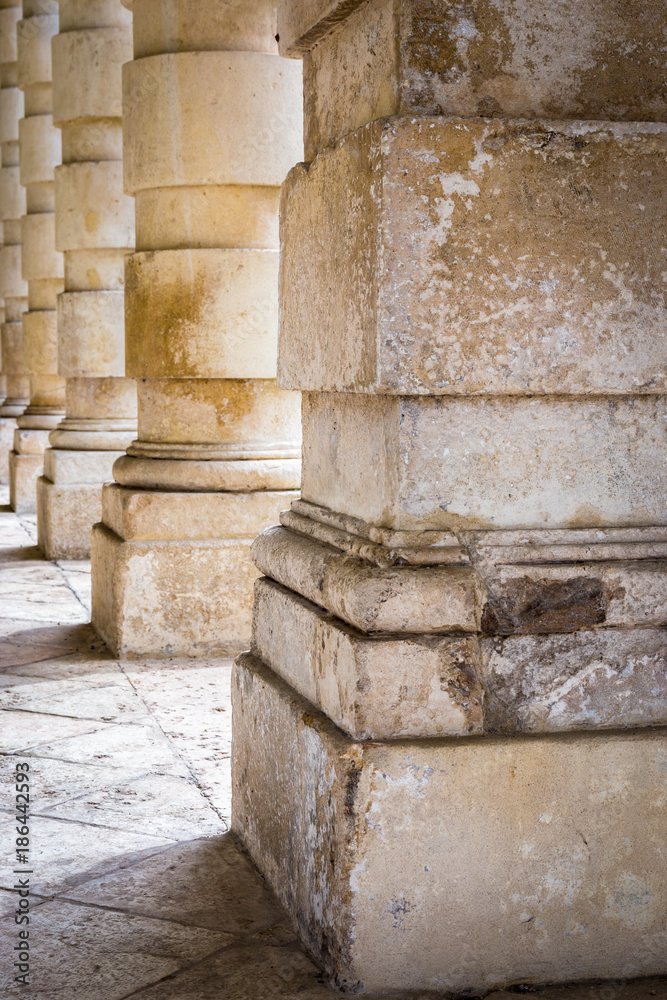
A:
[233, 654, 667, 995]
[90, 0, 303, 657]
[232, 0, 667, 992]
[37, 0, 136, 559]
[9, 0, 64, 513]
[0, 1, 28, 480]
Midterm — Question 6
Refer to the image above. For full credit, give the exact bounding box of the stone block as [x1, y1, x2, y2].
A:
[55, 162, 134, 250]
[300, 392, 667, 531]
[21, 213, 64, 281]
[0, 244, 27, 298]
[19, 114, 60, 186]
[0, 164, 25, 219]
[57, 291, 125, 377]
[251, 525, 479, 632]
[17, 13, 58, 89]
[0, 85, 22, 145]
[102, 482, 297, 542]
[91, 522, 260, 657]
[280, 117, 667, 396]
[125, 249, 279, 379]
[252, 576, 484, 738]
[22, 308, 58, 374]
[136, 378, 300, 450]
[479, 628, 667, 734]
[0, 5, 20, 65]
[296, 0, 667, 158]
[36, 475, 103, 559]
[0, 416, 15, 483]
[52, 27, 131, 124]
[123, 51, 302, 193]
[251, 571, 667, 738]
[131, 0, 278, 59]
[43, 447, 122, 485]
[9, 449, 42, 512]
[232, 652, 667, 995]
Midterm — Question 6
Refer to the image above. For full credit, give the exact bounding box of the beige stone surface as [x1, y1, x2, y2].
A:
[137, 377, 300, 448]
[301, 392, 667, 530]
[55, 162, 133, 250]
[233, 653, 667, 995]
[480, 628, 667, 734]
[91, 522, 262, 657]
[52, 26, 131, 124]
[103, 482, 297, 541]
[132, 0, 279, 59]
[36, 476, 108, 558]
[0, 416, 14, 481]
[123, 51, 302, 192]
[281, 117, 667, 396]
[8, 449, 41, 511]
[299, 0, 667, 159]
[125, 249, 280, 379]
[252, 525, 479, 632]
[251, 579, 484, 738]
[57, 290, 125, 376]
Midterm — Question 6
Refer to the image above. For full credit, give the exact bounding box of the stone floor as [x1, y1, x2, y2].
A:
[0, 486, 665, 1000]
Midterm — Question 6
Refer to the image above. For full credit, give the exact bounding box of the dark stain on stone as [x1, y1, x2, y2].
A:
[481, 576, 609, 635]
[344, 761, 362, 816]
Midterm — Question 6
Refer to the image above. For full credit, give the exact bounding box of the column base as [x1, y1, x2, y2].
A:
[0, 416, 16, 483]
[90, 484, 298, 657]
[8, 450, 44, 513]
[36, 449, 126, 559]
[232, 652, 667, 995]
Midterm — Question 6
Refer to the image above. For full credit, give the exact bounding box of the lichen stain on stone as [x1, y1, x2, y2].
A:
[482, 576, 609, 634]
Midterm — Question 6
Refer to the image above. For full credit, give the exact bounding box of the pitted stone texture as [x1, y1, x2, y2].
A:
[280, 117, 667, 396]
[251, 579, 484, 738]
[233, 653, 667, 996]
[296, 0, 667, 159]
[301, 392, 667, 531]
[92, 523, 261, 657]
[480, 628, 667, 734]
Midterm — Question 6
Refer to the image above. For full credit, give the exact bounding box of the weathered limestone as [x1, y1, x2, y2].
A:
[232, 0, 667, 992]
[36, 0, 136, 559]
[0, 0, 28, 481]
[90, 0, 303, 657]
[9, 0, 63, 512]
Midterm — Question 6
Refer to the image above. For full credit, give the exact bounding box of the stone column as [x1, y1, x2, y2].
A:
[9, 0, 63, 512]
[90, 0, 303, 657]
[36, 0, 135, 559]
[0, 0, 28, 482]
[233, 1, 667, 993]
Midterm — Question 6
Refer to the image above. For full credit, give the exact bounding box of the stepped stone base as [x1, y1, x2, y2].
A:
[232, 653, 667, 996]
[36, 477, 102, 559]
[36, 449, 126, 559]
[91, 485, 298, 657]
[9, 451, 43, 512]
[0, 417, 16, 483]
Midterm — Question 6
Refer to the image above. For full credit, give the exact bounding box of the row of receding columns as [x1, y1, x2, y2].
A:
[0, 0, 666, 994]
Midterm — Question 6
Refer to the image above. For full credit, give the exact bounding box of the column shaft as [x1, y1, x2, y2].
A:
[232, 0, 667, 992]
[90, 0, 303, 657]
[9, 0, 63, 512]
[0, 0, 27, 481]
[36, 0, 136, 559]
